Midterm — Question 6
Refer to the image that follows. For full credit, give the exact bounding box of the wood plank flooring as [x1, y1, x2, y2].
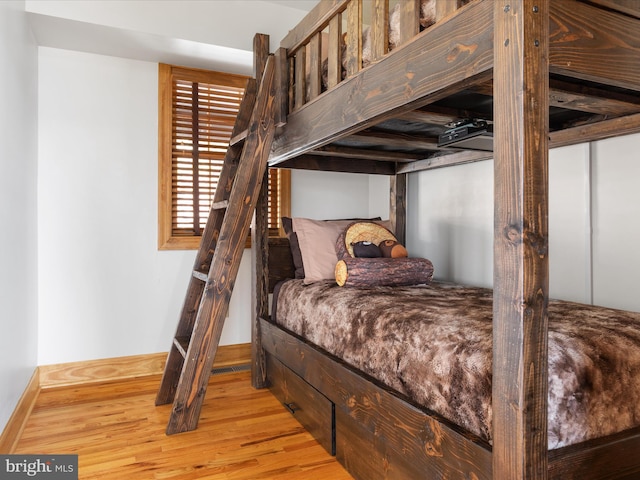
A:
[13, 371, 353, 480]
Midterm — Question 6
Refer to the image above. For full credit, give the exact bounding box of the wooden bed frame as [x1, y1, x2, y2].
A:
[249, 1, 640, 478]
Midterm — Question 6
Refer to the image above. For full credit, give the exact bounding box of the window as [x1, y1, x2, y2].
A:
[158, 64, 290, 250]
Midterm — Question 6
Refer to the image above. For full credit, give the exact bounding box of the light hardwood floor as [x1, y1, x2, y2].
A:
[13, 371, 353, 480]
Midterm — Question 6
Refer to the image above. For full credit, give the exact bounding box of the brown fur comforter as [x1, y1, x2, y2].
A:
[273, 280, 640, 449]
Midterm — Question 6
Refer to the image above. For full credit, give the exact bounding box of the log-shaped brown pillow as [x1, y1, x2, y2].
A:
[335, 257, 434, 287]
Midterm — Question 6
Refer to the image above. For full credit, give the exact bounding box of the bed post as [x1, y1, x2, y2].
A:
[492, 1, 549, 479]
[251, 33, 270, 389]
[390, 173, 406, 245]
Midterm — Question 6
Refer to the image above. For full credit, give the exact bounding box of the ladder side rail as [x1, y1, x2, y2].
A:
[155, 78, 259, 407]
[166, 56, 277, 434]
[194, 78, 259, 272]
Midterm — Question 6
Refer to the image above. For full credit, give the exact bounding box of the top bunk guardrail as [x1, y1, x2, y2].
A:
[269, 0, 640, 173]
[280, 0, 470, 113]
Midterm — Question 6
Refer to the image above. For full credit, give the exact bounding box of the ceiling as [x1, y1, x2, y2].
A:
[265, 1, 317, 11]
[26, 0, 319, 75]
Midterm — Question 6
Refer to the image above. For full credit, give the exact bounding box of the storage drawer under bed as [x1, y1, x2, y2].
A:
[266, 354, 335, 455]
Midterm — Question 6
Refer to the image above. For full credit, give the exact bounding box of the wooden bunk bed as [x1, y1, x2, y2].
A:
[249, 1, 640, 479]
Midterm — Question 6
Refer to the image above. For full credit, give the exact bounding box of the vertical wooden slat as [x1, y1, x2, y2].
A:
[190, 83, 201, 236]
[327, 14, 343, 88]
[371, 0, 389, 62]
[435, 0, 459, 22]
[308, 32, 322, 100]
[345, 0, 362, 77]
[390, 173, 406, 245]
[288, 55, 295, 114]
[295, 47, 307, 109]
[398, 0, 419, 46]
[492, 0, 550, 479]
[279, 0, 351, 51]
[275, 47, 288, 127]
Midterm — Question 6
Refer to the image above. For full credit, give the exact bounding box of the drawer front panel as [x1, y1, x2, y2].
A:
[267, 355, 335, 455]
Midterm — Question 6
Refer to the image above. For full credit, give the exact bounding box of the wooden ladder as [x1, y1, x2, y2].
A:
[156, 55, 277, 435]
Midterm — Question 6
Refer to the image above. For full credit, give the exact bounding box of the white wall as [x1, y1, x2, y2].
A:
[36, 49, 377, 365]
[548, 144, 591, 303]
[368, 175, 391, 219]
[0, 0, 39, 433]
[31, 0, 320, 365]
[592, 135, 640, 311]
[408, 159, 494, 287]
[407, 137, 640, 311]
[36, 48, 251, 364]
[291, 170, 378, 219]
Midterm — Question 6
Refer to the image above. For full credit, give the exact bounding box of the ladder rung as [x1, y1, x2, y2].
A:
[173, 336, 190, 358]
[229, 129, 248, 147]
[211, 200, 229, 211]
[192, 270, 208, 282]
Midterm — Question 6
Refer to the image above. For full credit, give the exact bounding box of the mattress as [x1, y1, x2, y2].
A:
[273, 279, 640, 449]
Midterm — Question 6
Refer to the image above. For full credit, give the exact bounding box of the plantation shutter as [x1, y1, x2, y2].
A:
[171, 70, 246, 237]
[158, 64, 290, 250]
[268, 167, 289, 234]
